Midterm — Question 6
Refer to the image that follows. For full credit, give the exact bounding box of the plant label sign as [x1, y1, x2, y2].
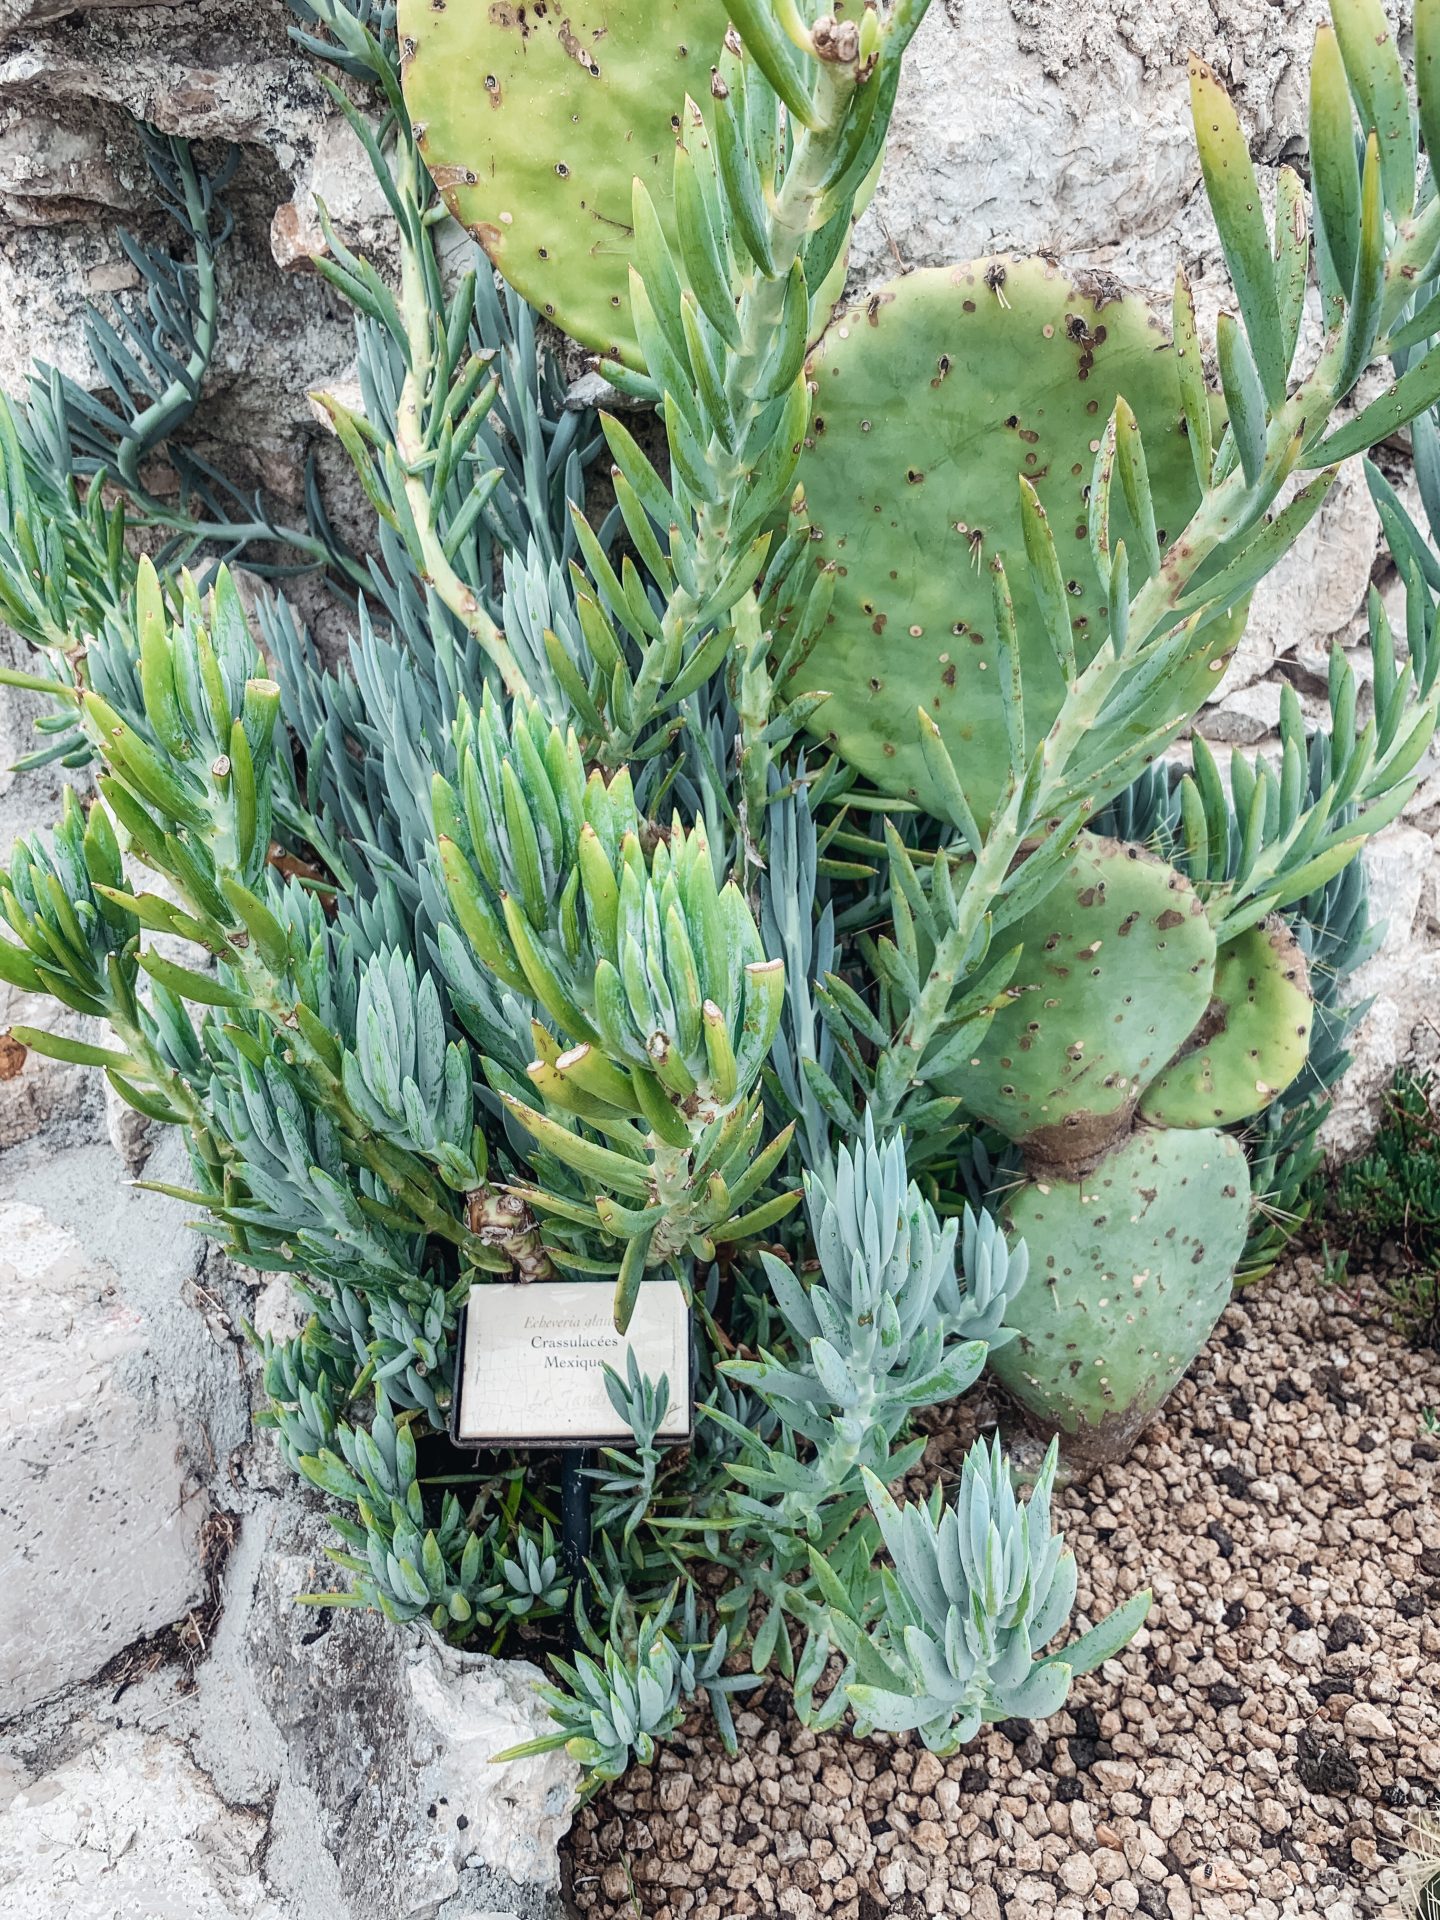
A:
[450, 1279, 692, 1448]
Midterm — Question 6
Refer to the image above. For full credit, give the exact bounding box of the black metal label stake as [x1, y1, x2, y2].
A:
[560, 1450, 595, 1580]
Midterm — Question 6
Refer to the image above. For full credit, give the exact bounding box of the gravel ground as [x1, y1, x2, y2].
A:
[563, 1258, 1440, 1920]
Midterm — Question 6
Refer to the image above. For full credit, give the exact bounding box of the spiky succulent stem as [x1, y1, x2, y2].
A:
[390, 111, 526, 696]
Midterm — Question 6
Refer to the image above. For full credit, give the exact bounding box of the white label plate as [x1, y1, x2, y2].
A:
[451, 1279, 692, 1446]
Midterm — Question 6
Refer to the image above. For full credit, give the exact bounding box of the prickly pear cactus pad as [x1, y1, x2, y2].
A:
[790, 257, 1240, 825]
[1139, 917, 1314, 1129]
[397, 0, 729, 362]
[943, 834, 1217, 1169]
[993, 1126, 1251, 1469]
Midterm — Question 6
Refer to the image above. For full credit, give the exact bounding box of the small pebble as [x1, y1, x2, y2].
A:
[1191, 1858, 1250, 1892]
[1149, 1796, 1186, 1839]
[1059, 1852, 1098, 1895]
[1343, 1700, 1397, 1741]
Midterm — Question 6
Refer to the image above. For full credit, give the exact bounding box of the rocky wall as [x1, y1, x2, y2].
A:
[0, 1, 1436, 1914]
[0, 1128, 575, 1918]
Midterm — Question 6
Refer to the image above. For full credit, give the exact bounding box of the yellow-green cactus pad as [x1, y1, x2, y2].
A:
[789, 257, 1243, 825]
[993, 1125, 1250, 1469]
[1138, 916, 1313, 1128]
[398, 0, 729, 362]
[943, 834, 1217, 1170]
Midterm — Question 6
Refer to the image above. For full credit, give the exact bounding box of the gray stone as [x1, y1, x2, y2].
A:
[1323, 824, 1440, 1157]
[189, 1499, 574, 1920]
[104, 1073, 158, 1171]
[1342, 1700, 1397, 1741]
[0, 1728, 282, 1920]
[407, 1636, 577, 1890]
[0, 1198, 205, 1713]
[853, 0, 1362, 295]
[0, 1126, 574, 1904]
[0, 2, 374, 489]
[270, 103, 393, 272]
[853, 0, 1197, 286]
[0, 1129, 254, 1707]
[1199, 680, 1284, 748]
[0, 981, 103, 1151]
[222, 1505, 572, 1912]
[0, 0, 173, 33]
[1247, 464, 1379, 663]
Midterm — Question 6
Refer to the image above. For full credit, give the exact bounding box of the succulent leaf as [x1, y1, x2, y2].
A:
[942, 834, 1217, 1169]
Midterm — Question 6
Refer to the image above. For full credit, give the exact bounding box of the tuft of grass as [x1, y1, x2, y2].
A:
[1330, 1070, 1440, 1349]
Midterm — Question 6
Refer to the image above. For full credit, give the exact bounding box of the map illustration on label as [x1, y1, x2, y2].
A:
[452, 1279, 692, 1446]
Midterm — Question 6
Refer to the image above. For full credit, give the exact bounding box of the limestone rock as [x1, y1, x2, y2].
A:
[1239, 463, 1380, 677]
[212, 1502, 575, 1919]
[0, 96, 144, 223]
[0, 981, 102, 1151]
[0, 0, 173, 34]
[0, 1, 371, 510]
[1323, 824, 1440, 1157]
[853, 0, 1380, 291]
[1199, 681, 1283, 748]
[0, 1729, 282, 1919]
[104, 1073, 157, 1172]
[270, 105, 393, 272]
[852, 0, 1198, 286]
[1343, 1700, 1397, 1741]
[0, 1200, 205, 1713]
[1201, 462, 1379, 740]
[407, 1635, 578, 1890]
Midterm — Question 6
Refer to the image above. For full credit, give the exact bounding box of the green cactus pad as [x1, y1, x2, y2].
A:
[993, 1125, 1250, 1469]
[789, 257, 1242, 825]
[398, 0, 729, 362]
[1138, 916, 1313, 1128]
[943, 833, 1217, 1169]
